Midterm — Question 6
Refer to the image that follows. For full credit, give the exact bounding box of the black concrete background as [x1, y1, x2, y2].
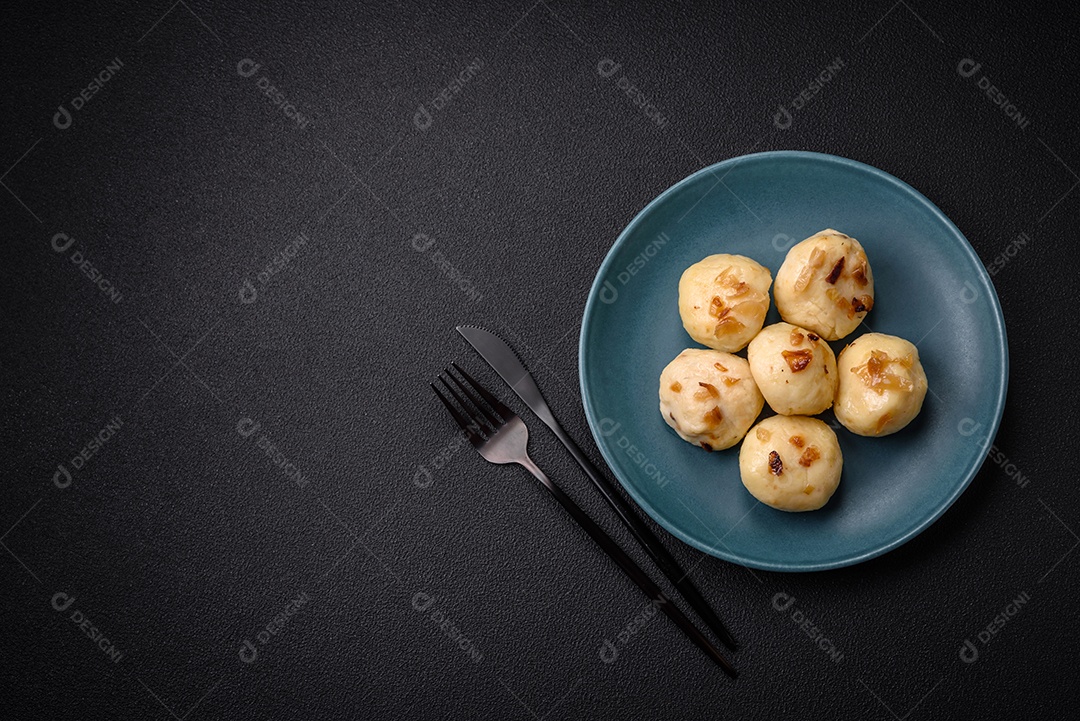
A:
[2, 1, 1078, 718]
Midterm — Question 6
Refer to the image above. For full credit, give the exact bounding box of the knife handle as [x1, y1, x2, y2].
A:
[545, 416, 739, 651]
[516, 456, 737, 677]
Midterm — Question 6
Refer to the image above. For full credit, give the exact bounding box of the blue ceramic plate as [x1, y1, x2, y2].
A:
[579, 151, 1007, 572]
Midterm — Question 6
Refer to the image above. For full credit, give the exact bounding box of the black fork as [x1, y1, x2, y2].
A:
[433, 364, 737, 677]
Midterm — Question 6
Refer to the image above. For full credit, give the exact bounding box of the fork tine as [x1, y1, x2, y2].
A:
[431, 382, 485, 448]
[438, 376, 495, 436]
[446, 368, 504, 429]
[452, 363, 514, 420]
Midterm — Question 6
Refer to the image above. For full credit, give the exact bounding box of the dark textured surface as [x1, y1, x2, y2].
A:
[2, 1, 1078, 718]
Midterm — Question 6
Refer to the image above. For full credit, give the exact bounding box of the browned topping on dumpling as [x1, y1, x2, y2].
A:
[781, 349, 814, 373]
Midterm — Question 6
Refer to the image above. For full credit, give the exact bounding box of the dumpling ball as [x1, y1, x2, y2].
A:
[678, 254, 772, 352]
[747, 322, 838, 416]
[659, 349, 764, 452]
[835, 333, 928, 437]
[774, 229, 874, 340]
[739, 416, 843, 512]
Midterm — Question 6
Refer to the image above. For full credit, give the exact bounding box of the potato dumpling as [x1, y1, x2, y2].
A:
[678, 254, 772, 352]
[659, 349, 764, 452]
[747, 322, 838, 416]
[774, 229, 874, 341]
[739, 416, 842, 512]
[835, 333, 928, 437]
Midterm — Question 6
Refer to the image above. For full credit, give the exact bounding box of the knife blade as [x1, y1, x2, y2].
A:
[456, 326, 558, 426]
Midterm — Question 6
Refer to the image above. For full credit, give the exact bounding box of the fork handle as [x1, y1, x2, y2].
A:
[546, 419, 738, 650]
[517, 457, 737, 678]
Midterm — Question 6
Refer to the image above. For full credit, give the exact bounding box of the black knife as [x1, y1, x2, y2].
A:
[457, 324, 738, 651]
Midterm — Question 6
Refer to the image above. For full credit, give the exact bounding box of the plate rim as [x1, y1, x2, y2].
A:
[577, 150, 1010, 572]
